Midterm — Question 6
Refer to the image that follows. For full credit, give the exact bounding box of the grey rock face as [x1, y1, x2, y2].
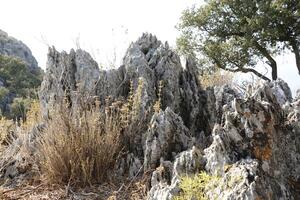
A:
[40, 33, 209, 135]
[37, 33, 300, 199]
[39, 47, 100, 118]
[0, 29, 39, 71]
[39, 34, 211, 186]
[203, 82, 300, 199]
[148, 80, 299, 200]
[144, 108, 192, 171]
[148, 147, 205, 200]
[206, 84, 239, 126]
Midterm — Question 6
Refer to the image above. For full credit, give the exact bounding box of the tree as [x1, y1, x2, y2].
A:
[0, 55, 42, 96]
[264, 0, 300, 75]
[10, 98, 32, 121]
[177, 0, 300, 81]
[0, 55, 43, 119]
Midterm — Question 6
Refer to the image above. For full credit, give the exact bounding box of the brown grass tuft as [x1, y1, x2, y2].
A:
[200, 68, 234, 89]
[36, 98, 123, 186]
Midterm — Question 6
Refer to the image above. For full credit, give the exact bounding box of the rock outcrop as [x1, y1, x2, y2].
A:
[149, 80, 300, 200]
[2, 33, 299, 199]
[40, 33, 210, 138]
[144, 108, 192, 171]
[0, 29, 39, 71]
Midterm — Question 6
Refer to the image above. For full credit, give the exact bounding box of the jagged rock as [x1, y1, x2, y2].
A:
[203, 82, 300, 199]
[0, 29, 39, 71]
[204, 125, 233, 175]
[148, 80, 299, 200]
[206, 85, 239, 125]
[39, 33, 210, 176]
[144, 108, 192, 171]
[119, 33, 209, 135]
[37, 33, 300, 199]
[269, 79, 293, 105]
[295, 89, 300, 100]
[40, 33, 210, 134]
[148, 147, 205, 200]
[206, 159, 293, 200]
[39, 47, 100, 118]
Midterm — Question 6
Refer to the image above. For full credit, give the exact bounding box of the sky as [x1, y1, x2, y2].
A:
[0, 0, 299, 95]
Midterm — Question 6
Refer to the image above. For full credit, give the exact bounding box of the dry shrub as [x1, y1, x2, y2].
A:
[36, 98, 123, 186]
[200, 68, 234, 89]
[21, 100, 41, 129]
[0, 117, 15, 147]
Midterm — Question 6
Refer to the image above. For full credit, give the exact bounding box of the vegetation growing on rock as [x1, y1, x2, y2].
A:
[173, 171, 220, 200]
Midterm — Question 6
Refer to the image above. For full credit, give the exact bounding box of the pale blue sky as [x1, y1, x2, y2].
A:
[0, 0, 299, 94]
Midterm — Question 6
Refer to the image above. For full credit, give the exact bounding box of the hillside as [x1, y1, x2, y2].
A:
[0, 30, 43, 119]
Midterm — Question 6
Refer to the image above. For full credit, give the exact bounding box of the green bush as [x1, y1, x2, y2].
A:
[10, 97, 33, 121]
[0, 87, 9, 102]
[0, 55, 42, 119]
[0, 55, 42, 97]
[173, 171, 220, 200]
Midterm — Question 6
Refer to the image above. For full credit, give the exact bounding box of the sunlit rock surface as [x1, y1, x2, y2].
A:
[3, 33, 299, 199]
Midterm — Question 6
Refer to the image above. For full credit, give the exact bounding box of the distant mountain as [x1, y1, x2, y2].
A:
[0, 29, 39, 72]
[0, 29, 43, 119]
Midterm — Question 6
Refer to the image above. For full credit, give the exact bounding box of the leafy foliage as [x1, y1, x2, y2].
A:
[0, 87, 9, 109]
[0, 55, 42, 119]
[177, 0, 300, 81]
[173, 171, 220, 200]
[10, 97, 33, 121]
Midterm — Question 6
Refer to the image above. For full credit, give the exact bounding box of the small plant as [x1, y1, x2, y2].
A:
[9, 97, 34, 121]
[200, 68, 234, 89]
[120, 80, 134, 127]
[0, 117, 15, 148]
[153, 80, 163, 113]
[173, 171, 220, 200]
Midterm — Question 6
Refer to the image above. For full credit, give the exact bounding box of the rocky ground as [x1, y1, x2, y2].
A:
[0, 33, 299, 199]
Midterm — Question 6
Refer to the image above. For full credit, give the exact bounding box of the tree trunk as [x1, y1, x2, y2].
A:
[270, 61, 278, 81]
[253, 41, 278, 80]
[290, 39, 300, 75]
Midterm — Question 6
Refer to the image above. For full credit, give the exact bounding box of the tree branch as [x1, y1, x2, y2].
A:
[213, 58, 271, 81]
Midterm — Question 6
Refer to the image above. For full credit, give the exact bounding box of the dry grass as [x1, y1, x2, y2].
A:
[200, 68, 234, 89]
[0, 79, 152, 199]
[0, 117, 15, 148]
[36, 98, 123, 186]
[0, 173, 151, 200]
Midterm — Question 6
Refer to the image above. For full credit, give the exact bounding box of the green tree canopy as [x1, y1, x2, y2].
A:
[0, 55, 42, 97]
[0, 55, 43, 119]
[177, 0, 300, 81]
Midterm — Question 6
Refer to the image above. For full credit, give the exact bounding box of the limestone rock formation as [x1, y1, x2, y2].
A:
[149, 80, 300, 200]
[39, 47, 100, 118]
[0, 29, 39, 71]
[2, 33, 299, 199]
[148, 147, 205, 200]
[144, 108, 192, 171]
